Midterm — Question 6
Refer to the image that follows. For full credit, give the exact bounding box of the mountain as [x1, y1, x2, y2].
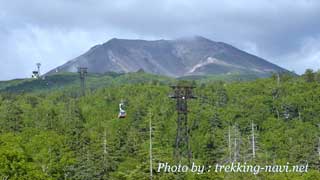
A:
[47, 36, 288, 77]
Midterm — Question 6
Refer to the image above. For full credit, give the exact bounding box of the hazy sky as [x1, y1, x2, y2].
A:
[0, 0, 319, 80]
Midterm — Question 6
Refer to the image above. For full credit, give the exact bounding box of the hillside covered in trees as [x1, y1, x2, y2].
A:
[0, 70, 320, 179]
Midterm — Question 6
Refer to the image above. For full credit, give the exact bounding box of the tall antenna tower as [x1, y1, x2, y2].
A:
[36, 63, 41, 76]
[169, 85, 196, 164]
[32, 63, 41, 79]
[78, 67, 88, 96]
[318, 124, 320, 162]
[317, 137, 320, 161]
[276, 72, 280, 86]
[233, 124, 240, 162]
[149, 112, 153, 180]
[251, 121, 256, 159]
[228, 126, 232, 162]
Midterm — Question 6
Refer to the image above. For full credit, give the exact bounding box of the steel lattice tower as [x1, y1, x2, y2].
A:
[169, 85, 196, 163]
[36, 63, 41, 76]
[78, 67, 88, 96]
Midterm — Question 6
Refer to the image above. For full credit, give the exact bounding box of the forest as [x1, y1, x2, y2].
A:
[0, 69, 320, 179]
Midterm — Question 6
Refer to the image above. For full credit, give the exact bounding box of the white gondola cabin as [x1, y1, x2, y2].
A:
[118, 102, 126, 118]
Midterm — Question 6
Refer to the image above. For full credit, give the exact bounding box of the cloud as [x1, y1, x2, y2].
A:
[278, 36, 320, 73]
[0, 0, 320, 79]
[0, 26, 99, 80]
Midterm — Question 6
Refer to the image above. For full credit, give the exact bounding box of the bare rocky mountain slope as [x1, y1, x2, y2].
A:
[46, 36, 288, 77]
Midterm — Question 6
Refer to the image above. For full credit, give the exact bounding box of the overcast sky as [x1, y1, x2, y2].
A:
[0, 0, 319, 80]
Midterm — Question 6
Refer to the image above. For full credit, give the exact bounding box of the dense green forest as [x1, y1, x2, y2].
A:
[0, 70, 320, 179]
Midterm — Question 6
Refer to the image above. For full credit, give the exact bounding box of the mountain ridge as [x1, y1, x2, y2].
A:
[46, 36, 288, 77]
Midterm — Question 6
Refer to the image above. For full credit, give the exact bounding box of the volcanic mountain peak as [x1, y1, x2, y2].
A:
[47, 36, 288, 77]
